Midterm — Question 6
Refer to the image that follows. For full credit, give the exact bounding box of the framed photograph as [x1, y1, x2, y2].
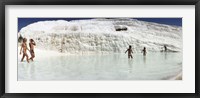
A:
[1, 0, 199, 98]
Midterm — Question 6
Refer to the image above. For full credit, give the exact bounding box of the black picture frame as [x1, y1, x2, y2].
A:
[0, 0, 200, 98]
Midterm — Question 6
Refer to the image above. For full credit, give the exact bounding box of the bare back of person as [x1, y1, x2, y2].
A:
[127, 49, 133, 56]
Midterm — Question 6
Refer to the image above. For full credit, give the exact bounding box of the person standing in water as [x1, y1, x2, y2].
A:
[125, 45, 133, 59]
[29, 39, 36, 61]
[142, 47, 147, 56]
[164, 45, 167, 52]
[20, 38, 29, 63]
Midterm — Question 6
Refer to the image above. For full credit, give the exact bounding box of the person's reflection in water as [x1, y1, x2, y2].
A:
[164, 52, 167, 60]
[143, 56, 146, 65]
[20, 62, 28, 79]
[128, 59, 133, 73]
[31, 63, 35, 79]
[27, 62, 35, 80]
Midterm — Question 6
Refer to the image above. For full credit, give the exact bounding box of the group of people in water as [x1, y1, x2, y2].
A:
[125, 45, 147, 59]
[20, 38, 36, 63]
[125, 45, 167, 59]
[19, 37, 167, 62]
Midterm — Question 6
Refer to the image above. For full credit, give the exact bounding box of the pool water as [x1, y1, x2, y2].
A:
[18, 52, 182, 80]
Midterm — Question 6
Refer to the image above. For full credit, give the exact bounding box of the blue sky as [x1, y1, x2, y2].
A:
[18, 18, 182, 32]
[134, 18, 182, 27]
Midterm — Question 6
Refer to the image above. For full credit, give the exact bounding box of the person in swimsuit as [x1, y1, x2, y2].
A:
[125, 45, 133, 59]
[20, 38, 29, 63]
[29, 39, 36, 61]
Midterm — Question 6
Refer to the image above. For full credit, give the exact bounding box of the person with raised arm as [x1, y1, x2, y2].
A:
[29, 39, 36, 61]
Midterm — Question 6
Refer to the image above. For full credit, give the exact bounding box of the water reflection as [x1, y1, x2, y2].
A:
[19, 62, 35, 80]
[128, 59, 133, 73]
[164, 52, 167, 60]
[29, 62, 35, 80]
[143, 56, 146, 65]
[18, 52, 182, 80]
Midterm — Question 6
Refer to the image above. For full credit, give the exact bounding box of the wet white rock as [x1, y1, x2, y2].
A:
[19, 18, 182, 54]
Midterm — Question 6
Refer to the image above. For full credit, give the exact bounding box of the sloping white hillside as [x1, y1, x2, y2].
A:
[19, 18, 182, 54]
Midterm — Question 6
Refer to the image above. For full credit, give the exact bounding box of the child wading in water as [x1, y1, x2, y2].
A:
[142, 47, 147, 56]
[20, 38, 29, 63]
[125, 45, 133, 59]
[29, 39, 36, 61]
